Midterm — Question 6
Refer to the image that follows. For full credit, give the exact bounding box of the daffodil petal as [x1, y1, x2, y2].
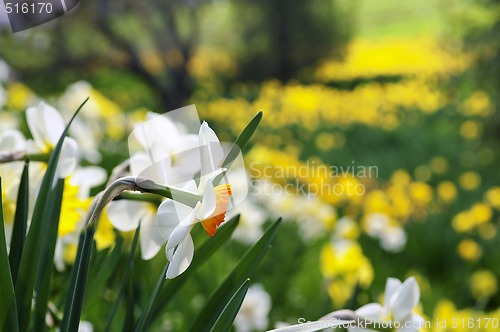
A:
[199, 121, 224, 176]
[197, 177, 217, 221]
[268, 320, 353, 332]
[395, 314, 425, 332]
[107, 200, 151, 232]
[26, 102, 65, 149]
[165, 203, 199, 260]
[170, 142, 201, 178]
[156, 199, 192, 240]
[70, 166, 106, 198]
[166, 234, 194, 279]
[57, 137, 78, 179]
[390, 277, 420, 321]
[355, 303, 384, 320]
[140, 212, 165, 260]
[384, 277, 403, 312]
[0, 129, 26, 151]
[180, 179, 198, 194]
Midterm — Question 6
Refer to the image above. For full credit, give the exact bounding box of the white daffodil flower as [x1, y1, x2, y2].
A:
[349, 277, 424, 332]
[108, 121, 237, 264]
[107, 112, 208, 261]
[155, 122, 233, 279]
[26, 102, 78, 178]
[158, 168, 231, 279]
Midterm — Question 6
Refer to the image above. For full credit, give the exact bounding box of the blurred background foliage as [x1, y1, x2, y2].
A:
[2, 0, 500, 330]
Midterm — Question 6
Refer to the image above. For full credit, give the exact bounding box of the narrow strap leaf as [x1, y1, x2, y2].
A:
[104, 225, 141, 332]
[32, 179, 65, 331]
[209, 279, 251, 332]
[134, 261, 170, 332]
[0, 178, 20, 332]
[8, 162, 29, 285]
[60, 225, 96, 332]
[222, 111, 262, 168]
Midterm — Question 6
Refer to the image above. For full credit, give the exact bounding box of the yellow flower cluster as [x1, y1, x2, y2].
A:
[199, 78, 447, 134]
[469, 270, 498, 300]
[431, 299, 500, 332]
[452, 186, 499, 261]
[363, 170, 434, 224]
[320, 241, 374, 308]
[315, 37, 471, 81]
[246, 144, 364, 207]
[455, 189, 499, 231]
[461, 91, 493, 117]
[247, 145, 435, 232]
[452, 203, 493, 234]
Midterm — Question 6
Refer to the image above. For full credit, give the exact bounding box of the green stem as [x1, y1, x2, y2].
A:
[119, 192, 163, 207]
[0, 151, 51, 164]
[86, 176, 201, 228]
[27, 153, 51, 163]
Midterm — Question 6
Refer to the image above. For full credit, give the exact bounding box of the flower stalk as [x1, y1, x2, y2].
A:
[85, 176, 202, 228]
[0, 151, 51, 164]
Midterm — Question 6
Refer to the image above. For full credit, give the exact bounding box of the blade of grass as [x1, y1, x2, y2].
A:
[32, 179, 65, 331]
[15, 98, 88, 332]
[0, 179, 19, 332]
[134, 261, 170, 332]
[104, 225, 141, 332]
[8, 162, 29, 285]
[60, 224, 96, 332]
[210, 279, 250, 332]
[221, 111, 262, 168]
[188, 218, 281, 332]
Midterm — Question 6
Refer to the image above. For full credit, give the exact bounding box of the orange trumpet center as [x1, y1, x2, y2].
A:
[201, 184, 232, 236]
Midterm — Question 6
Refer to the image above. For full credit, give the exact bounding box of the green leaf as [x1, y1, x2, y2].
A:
[148, 215, 240, 326]
[32, 179, 65, 331]
[104, 226, 140, 332]
[15, 98, 88, 332]
[8, 162, 29, 285]
[61, 225, 96, 332]
[0, 178, 19, 332]
[188, 218, 281, 332]
[234, 111, 263, 152]
[222, 111, 262, 167]
[134, 262, 170, 332]
[210, 279, 250, 332]
[84, 236, 124, 309]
